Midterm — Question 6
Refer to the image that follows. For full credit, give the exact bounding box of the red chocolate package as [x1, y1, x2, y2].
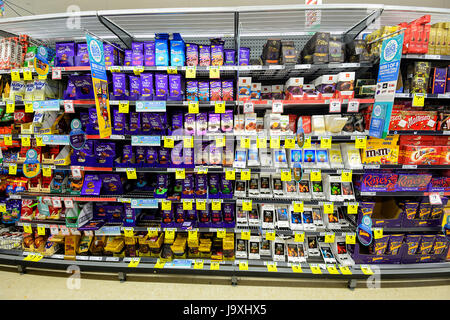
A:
[400, 145, 441, 165]
[300, 116, 311, 134]
[389, 110, 437, 131]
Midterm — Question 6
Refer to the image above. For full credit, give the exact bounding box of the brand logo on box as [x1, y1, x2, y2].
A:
[384, 39, 398, 61]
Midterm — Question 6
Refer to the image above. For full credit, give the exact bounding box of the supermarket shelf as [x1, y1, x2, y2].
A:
[358, 191, 449, 197]
[383, 227, 443, 233]
[389, 130, 450, 136]
[395, 93, 450, 99]
[402, 54, 450, 61]
[363, 164, 450, 170]
[239, 98, 375, 108]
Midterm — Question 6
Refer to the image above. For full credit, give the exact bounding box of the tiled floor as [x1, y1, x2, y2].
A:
[0, 267, 449, 299]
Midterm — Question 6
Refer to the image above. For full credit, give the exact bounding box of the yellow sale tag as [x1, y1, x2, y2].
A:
[161, 200, 172, 211]
[167, 66, 177, 74]
[215, 136, 225, 148]
[240, 169, 251, 181]
[43, 166, 52, 177]
[293, 201, 304, 213]
[109, 66, 121, 73]
[209, 66, 220, 79]
[133, 67, 144, 75]
[225, 169, 235, 180]
[242, 200, 252, 211]
[361, 265, 374, 275]
[9, 164, 17, 175]
[341, 170, 352, 182]
[265, 231, 275, 241]
[211, 200, 221, 211]
[193, 260, 204, 269]
[292, 265, 303, 273]
[147, 228, 159, 238]
[183, 136, 194, 148]
[294, 232, 305, 243]
[175, 169, 185, 180]
[256, 137, 267, 149]
[217, 229, 226, 238]
[355, 137, 367, 149]
[310, 170, 321, 181]
[267, 263, 277, 272]
[339, 266, 352, 275]
[23, 224, 32, 233]
[240, 137, 250, 149]
[119, 101, 129, 113]
[31, 254, 43, 262]
[123, 227, 134, 237]
[37, 226, 46, 236]
[36, 136, 44, 146]
[310, 264, 322, 274]
[197, 167, 208, 174]
[21, 136, 31, 147]
[154, 259, 165, 269]
[128, 258, 140, 267]
[183, 200, 193, 211]
[413, 93, 425, 107]
[25, 102, 34, 113]
[327, 265, 340, 274]
[281, 169, 291, 182]
[164, 137, 174, 148]
[6, 101, 15, 114]
[196, 199, 206, 211]
[270, 137, 280, 149]
[325, 232, 335, 243]
[165, 230, 175, 240]
[346, 233, 356, 245]
[185, 66, 196, 78]
[188, 101, 199, 114]
[188, 230, 197, 241]
[24, 254, 35, 261]
[241, 230, 250, 240]
[215, 101, 226, 114]
[239, 261, 248, 270]
[348, 203, 358, 214]
[126, 168, 137, 180]
[285, 138, 296, 149]
[0, 204, 6, 213]
[23, 69, 33, 81]
[323, 203, 334, 214]
[38, 74, 47, 80]
[320, 137, 332, 149]
[373, 228, 383, 239]
[303, 136, 311, 148]
[210, 261, 220, 270]
[11, 70, 20, 81]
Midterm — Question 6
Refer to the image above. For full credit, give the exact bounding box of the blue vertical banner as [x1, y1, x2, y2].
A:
[86, 34, 112, 138]
[369, 33, 404, 139]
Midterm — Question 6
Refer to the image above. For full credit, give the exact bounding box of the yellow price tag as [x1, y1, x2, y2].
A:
[133, 67, 144, 75]
[270, 137, 280, 149]
[294, 232, 305, 243]
[347, 203, 359, 214]
[175, 169, 185, 180]
[292, 265, 303, 273]
[240, 137, 250, 149]
[413, 93, 425, 107]
[240, 169, 251, 181]
[147, 228, 159, 237]
[211, 200, 221, 211]
[0, 204, 6, 213]
[43, 166, 52, 177]
[167, 66, 177, 74]
[267, 263, 277, 272]
[209, 66, 220, 79]
[165, 230, 175, 240]
[154, 259, 165, 269]
[196, 199, 206, 211]
[327, 265, 340, 274]
[37, 225, 46, 236]
[323, 203, 334, 214]
[23, 224, 32, 233]
[320, 137, 332, 149]
[36, 136, 44, 146]
[310, 170, 321, 182]
[256, 137, 267, 149]
[123, 227, 134, 237]
[6, 101, 15, 114]
[9, 164, 17, 175]
[346, 233, 356, 245]
[193, 260, 204, 269]
[109, 66, 121, 73]
[21, 136, 31, 147]
[310, 264, 322, 274]
[265, 231, 275, 241]
[215, 101, 226, 114]
[11, 70, 21, 81]
[373, 228, 383, 239]
[31, 254, 43, 262]
[242, 200, 252, 211]
[23, 69, 33, 81]
[225, 169, 235, 180]
[185, 66, 196, 78]
[339, 265, 352, 275]
[164, 137, 174, 148]
[24, 254, 35, 261]
[341, 170, 352, 182]
[126, 168, 137, 180]
[38, 74, 47, 80]
[119, 101, 129, 113]
[325, 232, 335, 243]
[285, 138, 296, 149]
[280, 169, 291, 182]
[241, 230, 251, 240]
[215, 136, 225, 148]
[183, 136, 194, 148]
[355, 137, 367, 149]
[210, 261, 220, 270]
[239, 261, 248, 271]
[183, 200, 193, 211]
[128, 258, 140, 267]
[360, 265, 374, 275]
[161, 200, 172, 211]
[25, 102, 34, 113]
[188, 101, 199, 114]
[217, 229, 226, 238]
[303, 136, 312, 148]
[188, 230, 197, 241]
[293, 201, 304, 213]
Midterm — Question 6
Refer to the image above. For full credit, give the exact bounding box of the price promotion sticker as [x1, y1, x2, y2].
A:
[9, 164, 17, 175]
[310, 264, 322, 274]
[119, 101, 129, 114]
[292, 264, 303, 273]
[327, 265, 340, 274]
[303, 136, 311, 148]
[225, 168, 235, 180]
[175, 169, 185, 180]
[294, 231, 305, 243]
[193, 260, 204, 269]
[133, 66, 144, 76]
[165, 229, 175, 241]
[240, 137, 250, 149]
[373, 228, 383, 239]
[323, 203, 334, 214]
[188, 101, 199, 114]
[339, 265, 352, 275]
[347, 99, 360, 113]
[11, 70, 21, 81]
[347, 203, 359, 214]
[324, 232, 335, 243]
[267, 262, 277, 272]
[123, 227, 134, 237]
[265, 231, 275, 241]
[239, 261, 248, 271]
[211, 200, 222, 211]
[161, 200, 172, 211]
[329, 99, 342, 113]
[355, 137, 367, 149]
[360, 265, 374, 275]
[272, 101, 283, 113]
[412, 93, 425, 107]
[126, 168, 137, 180]
[185, 66, 196, 78]
[270, 137, 280, 149]
[215, 136, 225, 148]
[183, 199, 193, 211]
[320, 136, 332, 149]
[280, 169, 291, 181]
[128, 258, 141, 267]
[21, 136, 31, 147]
[210, 261, 220, 270]
[188, 230, 198, 242]
[154, 259, 165, 269]
[164, 137, 175, 148]
[256, 137, 267, 149]
[240, 169, 251, 181]
[215, 101, 226, 114]
[51, 67, 62, 79]
[310, 169, 321, 181]
[243, 102, 254, 113]
[284, 137, 296, 149]
[23, 68, 33, 81]
[167, 66, 178, 74]
[240, 230, 251, 240]
[242, 200, 252, 211]
[147, 228, 159, 238]
[183, 136, 194, 148]
[346, 233, 356, 245]
[209, 66, 220, 79]
[6, 101, 15, 114]
[23, 223, 32, 234]
[217, 229, 226, 238]
[341, 170, 352, 182]
[293, 201, 304, 213]
[25, 101, 34, 113]
[196, 199, 206, 211]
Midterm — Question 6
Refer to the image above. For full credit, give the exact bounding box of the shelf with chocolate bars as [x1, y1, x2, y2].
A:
[395, 93, 450, 99]
[402, 54, 450, 61]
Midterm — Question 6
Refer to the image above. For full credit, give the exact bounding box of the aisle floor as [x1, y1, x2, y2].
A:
[0, 266, 449, 299]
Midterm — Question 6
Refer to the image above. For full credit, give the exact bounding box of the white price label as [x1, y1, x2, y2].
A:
[52, 67, 62, 80]
[64, 198, 74, 209]
[329, 99, 342, 113]
[347, 100, 359, 112]
[71, 167, 82, 178]
[52, 198, 62, 208]
[60, 226, 70, 236]
[50, 225, 59, 235]
[64, 100, 75, 113]
[272, 101, 283, 113]
[243, 102, 254, 113]
[429, 193, 442, 205]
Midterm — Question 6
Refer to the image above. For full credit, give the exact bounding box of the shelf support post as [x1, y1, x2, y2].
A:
[96, 13, 135, 49]
[343, 9, 383, 44]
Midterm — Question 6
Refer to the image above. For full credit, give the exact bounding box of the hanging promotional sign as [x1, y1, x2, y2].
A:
[69, 119, 86, 150]
[33, 46, 55, 76]
[357, 215, 373, 246]
[86, 34, 112, 138]
[369, 33, 404, 139]
[23, 149, 41, 178]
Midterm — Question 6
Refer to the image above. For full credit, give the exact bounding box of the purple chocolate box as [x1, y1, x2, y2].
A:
[155, 73, 168, 100]
[168, 74, 182, 101]
[144, 41, 155, 66]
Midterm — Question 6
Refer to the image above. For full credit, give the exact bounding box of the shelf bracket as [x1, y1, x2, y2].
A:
[118, 272, 126, 282]
[17, 265, 26, 275]
[231, 275, 238, 286]
[343, 9, 383, 44]
[347, 279, 357, 291]
[96, 14, 135, 50]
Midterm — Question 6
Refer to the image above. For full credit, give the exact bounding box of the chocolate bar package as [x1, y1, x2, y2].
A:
[183, 147, 194, 167]
[208, 112, 221, 133]
[186, 81, 198, 101]
[220, 173, 233, 198]
[211, 44, 224, 66]
[155, 33, 169, 66]
[140, 73, 154, 100]
[199, 45, 211, 66]
[208, 174, 221, 198]
[372, 235, 389, 255]
[182, 173, 195, 198]
[161, 206, 174, 226]
[135, 146, 146, 165]
[329, 36, 345, 63]
[168, 74, 182, 101]
[396, 173, 431, 192]
[301, 32, 329, 64]
[261, 39, 281, 64]
[432, 235, 448, 255]
[210, 81, 221, 101]
[64, 75, 94, 100]
[170, 33, 185, 66]
[418, 235, 435, 254]
[113, 109, 126, 135]
[124, 50, 132, 66]
[359, 173, 398, 192]
[196, 112, 208, 136]
[101, 174, 124, 195]
[386, 234, 403, 255]
[75, 43, 90, 66]
[128, 112, 141, 135]
[140, 113, 152, 134]
[404, 202, 419, 220]
[222, 203, 235, 227]
[224, 49, 235, 65]
[198, 81, 209, 101]
[195, 174, 208, 198]
[170, 112, 183, 135]
[171, 142, 183, 166]
[154, 174, 168, 198]
[221, 109, 233, 132]
[280, 41, 297, 64]
[405, 235, 421, 255]
[120, 145, 134, 166]
[81, 174, 101, 195]
[112, 73, 128, 99]
[222, 80, 234, 101]
[186, 43, 198, 66]
[431, 67, 447, 94]
[144, 41, 155, 66]
[184, 113, 196, 136]
[158, 147, 171, 167]
[55, 42, 75, 67]
[239, 47, 250, 65]
[155, 73, 168, 100]
[418, 202, 431, 220]
[95, 141, 115, 166]
[174, 203, 185, 225]
[128, 75, 141, 101]
[146, 147, 158, 166]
